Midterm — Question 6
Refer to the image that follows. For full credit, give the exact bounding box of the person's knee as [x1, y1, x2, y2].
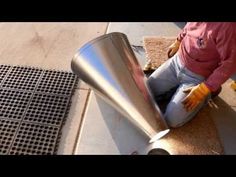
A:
[147, 77, 159, 96]
[165, 111, 185, 128]
[147, 77, 153, 87]
[164, 105, 190, 128]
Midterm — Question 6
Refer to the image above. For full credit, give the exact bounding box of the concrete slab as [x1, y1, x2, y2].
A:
[75, 92, 149, 154]
[0, 23, 107, 71]
[76, 80, 90, 90]
[57, 89, 90, 154]
[107, 22, 185, 46]
[209, 79, 236, 154]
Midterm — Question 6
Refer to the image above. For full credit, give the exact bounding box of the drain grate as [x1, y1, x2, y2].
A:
[0, 119, 20, 154]
[9, 122, 59, 155]
[24, 93, 68, 126]
[36, 70, 76, 95]
[1, 66, 43, 91]
[0, 89, 32, 120]
[0, 65, 78, 155]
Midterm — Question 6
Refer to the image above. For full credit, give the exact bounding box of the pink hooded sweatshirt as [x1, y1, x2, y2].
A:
[177, 22, 236, 92]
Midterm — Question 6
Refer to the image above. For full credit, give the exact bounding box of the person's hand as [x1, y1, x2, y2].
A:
[167, 40, 181, 58]
[182, 83, 211, 112]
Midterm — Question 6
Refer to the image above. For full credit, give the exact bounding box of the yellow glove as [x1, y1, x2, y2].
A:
[167, 40, 181, 58]
[231, 81, 236, 91]
[182, 83, 211, 112]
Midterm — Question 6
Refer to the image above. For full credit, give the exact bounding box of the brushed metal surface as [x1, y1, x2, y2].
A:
[71, 32, 169, 142]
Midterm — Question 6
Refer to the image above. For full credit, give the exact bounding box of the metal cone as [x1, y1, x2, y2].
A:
[71, 32, 169, 142]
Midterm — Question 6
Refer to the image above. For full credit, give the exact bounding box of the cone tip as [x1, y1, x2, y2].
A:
[149, 129, 170, 143]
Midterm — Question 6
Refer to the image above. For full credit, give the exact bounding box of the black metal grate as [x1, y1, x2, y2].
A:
[9, 122, 59, 155]
[36, 70, 76, 95]
[24, 93, 68, 126]
[0, 65, 78, 155]
[0, 119, 20, 154]
[0, 89, 32, 120]
[1, 66, 43, 91]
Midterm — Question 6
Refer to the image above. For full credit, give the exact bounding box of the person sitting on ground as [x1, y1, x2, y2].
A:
[144, 22, 236, 128]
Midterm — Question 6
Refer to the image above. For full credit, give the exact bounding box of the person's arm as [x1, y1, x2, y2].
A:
[182, 24, 236, 112]
[177, 23, 188, 42]
[167, 23, 188, 58]
[204, 27, 236, 92]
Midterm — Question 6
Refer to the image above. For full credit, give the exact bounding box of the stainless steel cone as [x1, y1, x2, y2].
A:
[71, 32, 169, 143]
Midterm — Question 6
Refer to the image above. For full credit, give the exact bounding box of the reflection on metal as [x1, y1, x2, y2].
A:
[71, 32, 169, 142]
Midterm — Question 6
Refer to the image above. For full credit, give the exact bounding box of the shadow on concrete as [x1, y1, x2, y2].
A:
[173, 22, 186, 29]
[209, 96, 236, 154]
[96, 95, 150, 154]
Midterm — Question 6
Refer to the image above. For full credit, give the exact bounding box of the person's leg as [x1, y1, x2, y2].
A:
[164, 84, 210, 128]
[147, 54, 180, 100]
[164, 60, 208, 127]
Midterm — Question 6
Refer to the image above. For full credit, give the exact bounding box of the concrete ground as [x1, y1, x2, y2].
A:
[0, 23, 108, 154]
[75, 22, 236, 155]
